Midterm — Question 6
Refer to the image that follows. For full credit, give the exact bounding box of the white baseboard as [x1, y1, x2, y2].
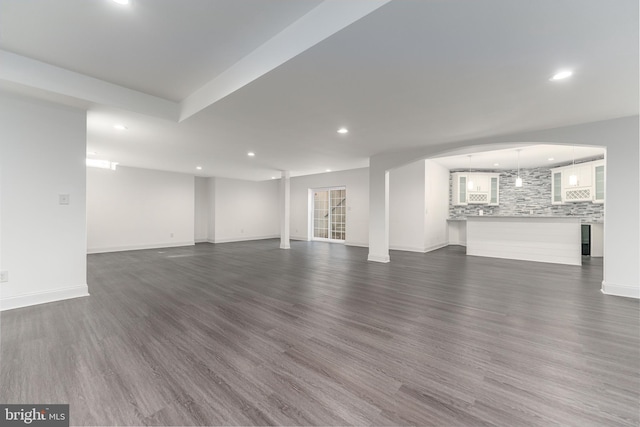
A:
[0, 284, 89, 311]
[290, 235, 309, 241]
[194, 238, 208, 243]
[368, 253, 390, 263]
[345, 241, 368, 248]
[601, 281, 639, 299]
[88, 241, 195, 254]
[448, 240, 467, 246]
[214, 234, 279, 244]
[390, 242, 448, 253]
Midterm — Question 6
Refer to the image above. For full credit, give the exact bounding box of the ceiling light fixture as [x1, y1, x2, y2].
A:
[271, 177, 276, 179]
[467, 155, 474, 190]
[515, 149, 523, 187]
[548, 157, 554, 161]
[114, 124, 127, 130]
[112, 0, 130, 5]
[247, 152, 255, 157]
[326, 169, 332, 172]
[196, 166, 202, 170]
[569, 146, 578, 186]
[550, 70, 573, 81]
[337, 128, 348, 134]
[494, 163, 500, 166]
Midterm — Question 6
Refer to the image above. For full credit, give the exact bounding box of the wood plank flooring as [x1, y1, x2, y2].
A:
[1, 241, 638, 426]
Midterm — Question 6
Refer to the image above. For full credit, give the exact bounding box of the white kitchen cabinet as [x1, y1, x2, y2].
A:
[452, 173, 468, 205]
[550, 159, 604, 204]
[593, 161, 605, 203]
[452, 172, 499, 205]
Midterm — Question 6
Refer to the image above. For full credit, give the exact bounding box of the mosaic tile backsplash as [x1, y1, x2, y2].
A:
[449, 165, 604, 222]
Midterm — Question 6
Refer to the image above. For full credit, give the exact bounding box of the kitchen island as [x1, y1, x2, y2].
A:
[466, 216, 583, 266]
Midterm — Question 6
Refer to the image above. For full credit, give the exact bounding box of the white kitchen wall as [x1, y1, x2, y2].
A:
[87, 166, 195, 253]
[290, 168, 369, 247]
[213, 177, 279, 243]
[0, 94, 88, 311]
[194, 176, 209, 242]
[390, 160, 426, 252]
[424, 160, 450, 251]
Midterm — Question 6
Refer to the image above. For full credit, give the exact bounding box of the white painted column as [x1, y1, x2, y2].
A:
[279, 171, 291, 249]
[367, 162, 390, 262]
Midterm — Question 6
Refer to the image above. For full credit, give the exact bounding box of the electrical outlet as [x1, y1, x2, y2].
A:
[0, 271, 8, 283]
[59, 194, 70, 205]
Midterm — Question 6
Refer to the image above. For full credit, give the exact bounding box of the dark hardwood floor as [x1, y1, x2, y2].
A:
[1, 241, 638, 426]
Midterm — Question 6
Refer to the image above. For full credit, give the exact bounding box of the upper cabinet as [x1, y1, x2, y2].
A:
[452, 172, 500, 206]
[550, 159, 604, 204]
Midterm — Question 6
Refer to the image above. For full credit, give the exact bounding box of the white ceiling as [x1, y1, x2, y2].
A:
[0, 0, 322, 101]
[430, 144, 605, 171]
[1, 0, 637, 180]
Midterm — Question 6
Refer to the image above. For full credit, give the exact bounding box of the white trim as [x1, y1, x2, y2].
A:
[194, 238, 208, 243]
[290, 235, 309, 241]
[367, 253, 390, 263]
[345, 241, 368, 248]
[0, 284, 89, 311]
[88, 241, 195, 254]
[214, 234, 279, 244]
[601, 281, 639, 299]
[389, 242, 449, 253]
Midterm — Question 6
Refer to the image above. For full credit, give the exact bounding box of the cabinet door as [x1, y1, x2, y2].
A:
[473, 174, 490, 192]
[594, 165, 605, 202]
[552, 171, 563, 204]
[489, 176, 499, 204]
[458, 175, 467, 204]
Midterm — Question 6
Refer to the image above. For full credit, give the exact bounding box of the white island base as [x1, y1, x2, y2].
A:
[466, 216, 583, 266]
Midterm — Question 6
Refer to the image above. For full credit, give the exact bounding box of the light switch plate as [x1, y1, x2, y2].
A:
[59, 194, 70, 205]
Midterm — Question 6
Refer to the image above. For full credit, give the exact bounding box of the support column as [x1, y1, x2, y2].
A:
[279, 170, 291, 249]
[367, 162, 390, 262]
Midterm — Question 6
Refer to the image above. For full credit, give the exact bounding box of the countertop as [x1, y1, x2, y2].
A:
[448, 216, 603, 224]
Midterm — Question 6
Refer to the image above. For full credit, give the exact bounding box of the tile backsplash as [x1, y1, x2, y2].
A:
[449, 164, 604, 222]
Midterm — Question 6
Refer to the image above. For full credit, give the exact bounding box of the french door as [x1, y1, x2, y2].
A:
[312, 187, 346, 241]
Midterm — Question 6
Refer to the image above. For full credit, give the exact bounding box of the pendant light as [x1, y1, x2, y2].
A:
[515, 149, 523, 187]
[467, 155, 474, 190]
[569, 146, 578, 186]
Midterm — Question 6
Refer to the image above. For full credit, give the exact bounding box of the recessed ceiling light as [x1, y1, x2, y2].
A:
[196, 166, 202, 170]
[550, 70, 573, 81]
[548, 157, 555, 161]
[114, 124, 127, 130]
[112, 0, 130, 5]
[247, 152, 255, 157]
[271, 176, 276, 179]
[326, 169, 332, 172]
[493, 163, 499, 166]
[337, 128, 348, 134]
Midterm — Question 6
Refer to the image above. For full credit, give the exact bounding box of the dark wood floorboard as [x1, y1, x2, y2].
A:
[1, 241, 638, 426]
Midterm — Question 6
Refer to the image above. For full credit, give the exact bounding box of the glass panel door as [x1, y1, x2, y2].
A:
[312, 187, 346, 242]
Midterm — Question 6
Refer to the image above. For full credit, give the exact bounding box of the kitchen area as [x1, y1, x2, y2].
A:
[439, 145, 605, 266]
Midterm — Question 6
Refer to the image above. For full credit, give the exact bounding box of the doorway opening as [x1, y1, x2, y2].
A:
[312, 187, 346, 242]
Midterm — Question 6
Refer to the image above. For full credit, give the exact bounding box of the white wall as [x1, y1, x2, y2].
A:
[389, 159, 450, 253]
[390, 160, 426, 252]
[0, 94, 88, 311]
[424, 159, 450, 251]
[87, 166, 195, 253]
[290, 168, 369, 247]
[213, 177, 279, 243]
[194, 176, 209, 242]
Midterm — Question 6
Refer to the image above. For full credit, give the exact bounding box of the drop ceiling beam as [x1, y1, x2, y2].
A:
[179, 0, 391, 121]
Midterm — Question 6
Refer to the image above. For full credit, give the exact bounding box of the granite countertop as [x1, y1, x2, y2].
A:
[448, 216, 604, 223]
